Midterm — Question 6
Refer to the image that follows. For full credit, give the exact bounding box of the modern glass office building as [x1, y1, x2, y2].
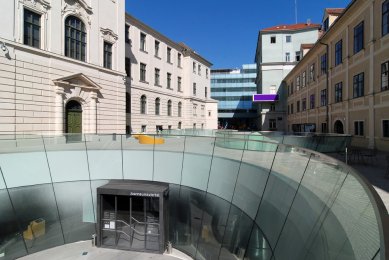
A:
[211, 64, 258, 130]
[0, 133, 387, 260]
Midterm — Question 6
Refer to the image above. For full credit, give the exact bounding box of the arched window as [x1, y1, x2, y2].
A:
[140, 95, 146, 114]
[178, 121, 182, 129]
[65, 16, 86, 61]
[178, 102, 182, 117]
[167, 100, 172, 116]
[126, 93, 131, 113]
[155, 98, 160, 115]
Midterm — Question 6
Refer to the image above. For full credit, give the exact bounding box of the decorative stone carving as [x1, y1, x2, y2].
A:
[100, 28, 118, 43]
[62, 0, 93, 25]
[20, 0, 51, 13]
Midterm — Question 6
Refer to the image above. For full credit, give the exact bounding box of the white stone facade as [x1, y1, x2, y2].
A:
[0, 0, 126, 135]
[0, 1, 217, 136]
[125, 14, 217, 134]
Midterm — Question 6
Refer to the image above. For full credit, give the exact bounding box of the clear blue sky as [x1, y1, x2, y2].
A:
[125, 0, 351, 69]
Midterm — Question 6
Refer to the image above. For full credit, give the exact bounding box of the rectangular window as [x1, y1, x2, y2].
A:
[269, 119, 276, 130]
[323, 18, 329, 32]
[291, 103, 294, 114]
[322, 123, 327, 133]
[295, 51, 301, 62]
[24, 9, 41, 48]
[167, 73, 171, 89]
[383, 0, 389, 36]
[296, 76, 300, 91]
[178, 77, 182, 92]
[154, 68, 160, 85]
[270, 103, 275, 111]
[302, 71, 306, 88]
[140, 33, 146, 51]
[167, 47, 172, 63]
[310, 64, 315, 82]
[291, 82, 294, 94]
[155, 41, 160, 57]
[193, 83, 197, 95]
[310, 94, 315, 109]
[270, 36, 276, 43]
[140, 63, 146, 82]
[206, 69, 209, 79]
[178, 53, 182, 67]
[382, 60, 389, 91]
[321, 53, 327, 75]
[335, 82, 343, 103]
[302, 98, 307, 111]
[125, 25, 130, 43]
[125, 57, 131, 77]
[205, 87, 208, 98]
[383, 120, 389, 137]
[354, 121, 364, 136]
[353, 72, 364, 98]
[297, 101, 300, 112]
[198, 65, 201, 75]
[320, 89, 327, 106]
[354, 22, 364, 54]
[286, 35, 291, 43]
[141, 125, 146, 133]
[335, 39, 342, 66]
[285, 52, 290, 62]
[193, 62, 196, 73]
[103, 42, 112, 69]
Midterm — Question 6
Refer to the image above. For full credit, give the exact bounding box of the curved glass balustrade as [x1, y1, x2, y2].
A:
[0, 134, 387, 260]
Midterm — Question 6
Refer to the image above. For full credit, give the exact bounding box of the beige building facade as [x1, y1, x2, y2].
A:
[285, 0, 389, 151]
[125, 15, 217, 134]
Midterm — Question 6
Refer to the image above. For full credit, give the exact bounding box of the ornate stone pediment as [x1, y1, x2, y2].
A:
[20, 0, 51, 12]
[53, 73, 101, 91]
[62, 0, 93, 25]
[100, 28, 118, 43]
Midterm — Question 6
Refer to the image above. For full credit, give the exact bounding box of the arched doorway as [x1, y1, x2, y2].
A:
[334, 120, 344, 134]
[66, 100, 82, 135]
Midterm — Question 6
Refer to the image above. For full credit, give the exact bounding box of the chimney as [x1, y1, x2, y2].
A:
[306, 18, 311, 25]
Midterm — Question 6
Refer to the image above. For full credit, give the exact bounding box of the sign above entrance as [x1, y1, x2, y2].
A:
[252, 94, 279, 102]
[130, 192, 160, 197]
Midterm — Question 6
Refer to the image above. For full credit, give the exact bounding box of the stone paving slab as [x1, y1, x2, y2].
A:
[18, 241, 191, 260]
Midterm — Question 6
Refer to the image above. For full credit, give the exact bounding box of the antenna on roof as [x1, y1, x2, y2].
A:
[295, 0, 298, 24]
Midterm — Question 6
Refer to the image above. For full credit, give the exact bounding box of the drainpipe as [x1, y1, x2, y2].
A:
[319, 41, 329, 133]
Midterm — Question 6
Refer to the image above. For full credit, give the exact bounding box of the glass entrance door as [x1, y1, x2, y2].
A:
[100, 194, 160, 252]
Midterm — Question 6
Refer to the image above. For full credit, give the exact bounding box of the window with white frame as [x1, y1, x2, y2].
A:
[155, 40, 160, 57]
[382, 60, 389, 91]
[383, 120, 389, 137]
[24, 9, 41, 48]
[140, 32, 146, 51]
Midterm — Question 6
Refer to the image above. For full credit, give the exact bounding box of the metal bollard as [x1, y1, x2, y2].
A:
[166, 241, 172, 254]
[91, 234, 97, 247]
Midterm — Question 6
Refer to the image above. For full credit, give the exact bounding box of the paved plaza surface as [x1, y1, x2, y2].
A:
[329, 150, 389, 214]
[19, 241, 191, 260]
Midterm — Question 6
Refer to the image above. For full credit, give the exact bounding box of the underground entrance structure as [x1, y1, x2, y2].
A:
[0, 134, 387, 260]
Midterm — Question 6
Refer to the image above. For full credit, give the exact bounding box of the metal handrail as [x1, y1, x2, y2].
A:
[101, 219, 160, 236]
[131, 216, 160, 227]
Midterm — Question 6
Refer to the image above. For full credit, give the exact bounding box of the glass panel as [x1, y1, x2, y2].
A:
[181, 137, 215, 191]
[273, 155, 347, 259]
[207, 140, 243, 201]
[173, 186, 205, 258]
[122, 135, 154, 180]
[256, 146, 310, 248]
[9, 184, 64, 253]
[0, 189, 28, 260]
[153, 136, 185, 184]
[53, 181, 95, 243]
[0, 136, 51, 188]
[245, 224, 273, 260]
[195, 193, 229, 260]
[233, 147, 277, 219]
[85, 134, 122, 180]
[43, 135, 89, 182]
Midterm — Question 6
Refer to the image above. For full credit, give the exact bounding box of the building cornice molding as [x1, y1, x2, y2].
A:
[20, 0, 51, 13]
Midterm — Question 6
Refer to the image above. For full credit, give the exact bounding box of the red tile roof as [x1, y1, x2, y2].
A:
[261, 23, 321, 32]
[326, 8, 345, 15]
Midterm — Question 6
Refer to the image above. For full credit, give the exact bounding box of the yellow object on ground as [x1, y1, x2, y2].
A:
[133, 135, 165, 144]
[23, 218, 45, 240]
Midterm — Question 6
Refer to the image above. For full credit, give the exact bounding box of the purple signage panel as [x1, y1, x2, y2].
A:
[252, 94, 279, 102]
